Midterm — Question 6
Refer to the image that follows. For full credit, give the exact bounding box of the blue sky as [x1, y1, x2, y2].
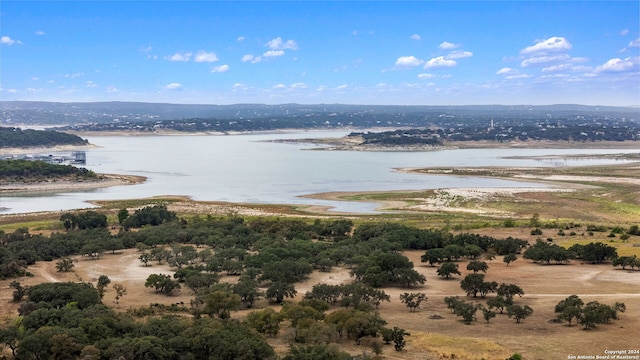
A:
[1, 1, 639, 106]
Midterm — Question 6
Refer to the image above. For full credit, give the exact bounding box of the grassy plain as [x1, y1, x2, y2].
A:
[1, 157, 640, 359]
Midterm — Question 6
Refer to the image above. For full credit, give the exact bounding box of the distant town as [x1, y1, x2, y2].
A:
[1, 101, 639, 144]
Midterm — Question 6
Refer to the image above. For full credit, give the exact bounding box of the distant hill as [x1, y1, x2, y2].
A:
[1, 101, 638, 126]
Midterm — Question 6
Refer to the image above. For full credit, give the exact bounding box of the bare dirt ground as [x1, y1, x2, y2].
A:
[2, 246, 639, 360]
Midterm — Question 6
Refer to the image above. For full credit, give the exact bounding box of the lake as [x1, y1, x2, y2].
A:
[1, 131, 637, 214]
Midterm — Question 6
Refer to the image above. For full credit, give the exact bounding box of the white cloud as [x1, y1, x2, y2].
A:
[167, 52, 192, 62]
[233, 83, 252, 92]
[1, 36, 20, 45]
[266, 37, 298, 50]
[211, 64, 230, 73]
[64, 72, 85, 78]
[496, 67, 516, 75]
[194, 51, 219, 63]
[242, 54, 262, 63]
[86, 81, 97, 88]
[620, 29, 629, 36]
[424, 56, 456, 69]
[520, 36, 572, 54]
[541, 63, 573, 73]
[417, 73, 435, 79]
[629, 38, 640, 48]
[263, 50, 285, 58]
[164, 83, 183, 90]
[595, 57, 639, 73]
[506, 74, 532, 80]
[237, 36, 245, 42]
[31, 77, 39, 81]
[0, 87, 18, 94]
[521, 54, 570, 67]
[395, 56, 423, 68]
[336, 84, 348, 90]
[272, 84, 287, 89]
[106, 86, 119, 93]
[291, 82, 308, 89]
[410, 34, 421, 41]
[35, 30, 45, 36]
[496, 67, 531, 79]
[439, 41, 459, 50]
[446, 51, 473, 59]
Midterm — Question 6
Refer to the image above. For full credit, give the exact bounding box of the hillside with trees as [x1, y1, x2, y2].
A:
[0, 159, 97, 183]
[0, 127, 88, 148]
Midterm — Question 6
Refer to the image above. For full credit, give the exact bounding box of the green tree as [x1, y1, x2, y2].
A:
[96, 275, 111, 301]
[444, 296, 463, 314]
[266, 282, 297, 304]
[139, 252, 152, 267]
[117, 208, 129, 224]
[9, 280, 27, 302]
[464, 244, 483, 259]
[60, 213, 77, 231]
[232, 276, 262, 308]
[503, 253, 518, 266]
[0, 324, 20, 357]
[150, 247, 169, 265]
[487, 295, 513, 314]
[454, 301, 478, 324]
[246, 308, 283, 337]
[203, 290, 241, 319]
[497, 283, 525, 301]
[580, 242, 618, 264]
[466, 260, 489, 273]
[113, 283, 127, 304]
[460, 273, 496, 298]
[55, 257, 75, 272]
[507, 305, 533, 323]
[399, 292, 427, 312]
[145, 274, 181, 295]
[390, 327, 409, 351]
[421, 248, 447, 266]
[281, 303, 324, 327]
[437, 261, 461, 279]
[479, 305, 496, 323]
[484, 249, 497, 262]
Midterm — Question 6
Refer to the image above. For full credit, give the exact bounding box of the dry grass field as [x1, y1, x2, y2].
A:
[2, 242, 638, 360]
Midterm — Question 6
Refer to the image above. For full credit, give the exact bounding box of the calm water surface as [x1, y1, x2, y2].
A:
[1, 132, 637, 214]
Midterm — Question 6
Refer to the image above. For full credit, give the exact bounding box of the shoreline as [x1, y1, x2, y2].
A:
[0, 174, 146, 194]
[0, 143, 98, 156]
[268, 136, 640, 151]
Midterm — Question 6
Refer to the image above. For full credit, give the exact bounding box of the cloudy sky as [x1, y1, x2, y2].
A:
[1, 1, 638, 106]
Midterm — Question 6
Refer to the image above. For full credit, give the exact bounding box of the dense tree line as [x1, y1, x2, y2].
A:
[0, 282, 275, 360]
[0, 127, 88, 148]
[349, 122, 640, 145]
[0, 159, 96, 180]
[555, 295, 625, 329]
[118, 205, 178, 229]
